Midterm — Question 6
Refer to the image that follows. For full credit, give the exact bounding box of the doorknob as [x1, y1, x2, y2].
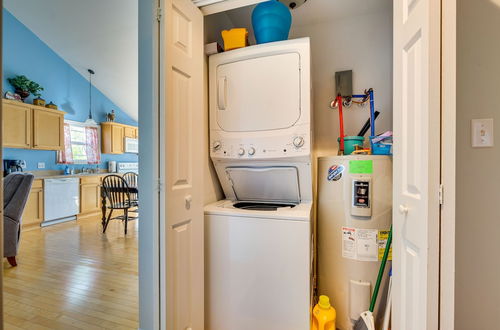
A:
[399, 204, 409, 214]
[185, 195, 192, 210]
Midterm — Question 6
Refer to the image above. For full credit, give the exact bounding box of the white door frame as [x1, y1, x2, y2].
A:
[440, 0, 457, 329]
[138, 0, 163, 329]
[137, 0, 459, 328]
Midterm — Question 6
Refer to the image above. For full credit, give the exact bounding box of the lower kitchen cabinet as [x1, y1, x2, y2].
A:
[79, 175, 104, 218]
[23, 179, 44, 230]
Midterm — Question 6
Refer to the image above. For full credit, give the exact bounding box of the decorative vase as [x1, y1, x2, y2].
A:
[15, 89, 30, 102]
[252, 0, 292, 44]
[33, 97, 46, 106]
[45, 102, 58, 110]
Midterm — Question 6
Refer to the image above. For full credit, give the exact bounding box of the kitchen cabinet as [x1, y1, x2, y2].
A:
[124, 126, 136, 138]
[79, 175, 103, 217]
[2, 100, 65, 150]
[32, 107, 64, 150]
[101, 122, 138, 154]
[23, 179, 44, 230]
[3, 101, 31, 148]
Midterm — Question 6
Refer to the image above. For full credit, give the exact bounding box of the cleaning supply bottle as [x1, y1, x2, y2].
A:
[311, 295, 336, 330]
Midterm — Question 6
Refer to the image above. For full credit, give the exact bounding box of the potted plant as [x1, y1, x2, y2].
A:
[7, 75, 44, 102]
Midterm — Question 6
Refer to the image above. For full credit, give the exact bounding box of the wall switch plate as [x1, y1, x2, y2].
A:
[37, 162, 45, 169]
[471, 119, 494, 147]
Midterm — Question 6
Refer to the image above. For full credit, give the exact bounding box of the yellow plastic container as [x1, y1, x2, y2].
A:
[311, 295, 336, 330]
[221, 28, 248, 51]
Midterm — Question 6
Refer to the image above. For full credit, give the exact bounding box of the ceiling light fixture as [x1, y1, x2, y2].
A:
[85, 69, 97, 126]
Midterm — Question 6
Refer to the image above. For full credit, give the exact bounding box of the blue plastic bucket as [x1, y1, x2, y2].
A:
[338, 136, 365, 155]
[252, 0, 292, 44]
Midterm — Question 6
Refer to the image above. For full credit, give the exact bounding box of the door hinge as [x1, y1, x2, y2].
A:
[156, 7, 162, 22]
[439, 184, 444, 205]
[157, 178, 163, 192]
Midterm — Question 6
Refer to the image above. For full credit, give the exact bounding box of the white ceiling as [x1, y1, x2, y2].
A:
[4, 0, 138, 121]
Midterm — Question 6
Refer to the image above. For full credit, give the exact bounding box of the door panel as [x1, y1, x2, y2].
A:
[393, 0, 441, 329]
[3, 102, 31, 148]
[33, 109, 64, 150]
[164, 0, 204, 328]
[216, 53, 301, 132]
[111, 125, 124, 154]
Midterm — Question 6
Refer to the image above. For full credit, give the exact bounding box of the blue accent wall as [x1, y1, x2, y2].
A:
[2, 9, 138, 171]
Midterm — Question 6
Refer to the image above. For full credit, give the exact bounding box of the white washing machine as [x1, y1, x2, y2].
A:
[205, 200, 312, 330]
[205, 38, 312, 330]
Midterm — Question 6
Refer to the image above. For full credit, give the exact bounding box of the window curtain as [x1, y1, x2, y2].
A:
[85, 127, 101, 164]
[57, 123, 73, 164]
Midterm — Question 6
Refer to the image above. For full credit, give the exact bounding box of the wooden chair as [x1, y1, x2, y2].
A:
[102, 175, 138, 235]
[122, 172, 139, 204]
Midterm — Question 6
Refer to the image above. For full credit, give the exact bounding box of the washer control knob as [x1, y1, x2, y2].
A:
[238, 148, 245, 156]
[293, 136, 305, 148]
[213, 141, 222, 151]
[248, 147, 256, 155]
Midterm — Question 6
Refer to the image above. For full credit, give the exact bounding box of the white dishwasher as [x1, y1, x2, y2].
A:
[43, 177, 80, 226]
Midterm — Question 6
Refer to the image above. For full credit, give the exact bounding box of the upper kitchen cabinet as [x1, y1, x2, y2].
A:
[101, 122, 138, 154]
[3, 100, 31, 149]
[124, 126, 138, 139]
[32, 107, 64, 150]
[2, 100, 65, 150]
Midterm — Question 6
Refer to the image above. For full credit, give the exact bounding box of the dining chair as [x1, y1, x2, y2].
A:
[101, 175, 138, 235]
[122, 172, 139, 204]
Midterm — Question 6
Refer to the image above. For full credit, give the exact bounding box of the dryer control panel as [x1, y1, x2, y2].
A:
[210, 130, 310, 160]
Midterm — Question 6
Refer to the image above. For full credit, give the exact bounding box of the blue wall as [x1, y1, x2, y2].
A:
[2, 9, 138, 171]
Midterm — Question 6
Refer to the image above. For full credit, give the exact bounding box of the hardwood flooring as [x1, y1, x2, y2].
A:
[3, 216, 138, 330]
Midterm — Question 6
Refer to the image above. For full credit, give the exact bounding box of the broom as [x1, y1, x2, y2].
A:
[353, 226, 393, 330]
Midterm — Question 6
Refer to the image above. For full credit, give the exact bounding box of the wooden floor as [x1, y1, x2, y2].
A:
[3, 216, 138, 330]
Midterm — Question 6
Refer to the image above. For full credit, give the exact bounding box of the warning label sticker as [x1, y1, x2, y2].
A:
[342, 227, 391, 262]
[377, 230, 393, 261]
[341, 227, 356, 259]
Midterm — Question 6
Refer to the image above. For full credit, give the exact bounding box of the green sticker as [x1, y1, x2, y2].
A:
[349, 160, 373, 174]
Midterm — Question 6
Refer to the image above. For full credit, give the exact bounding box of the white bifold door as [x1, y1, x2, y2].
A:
[393, 0, 441, 329]
[162, 0, 204, 328]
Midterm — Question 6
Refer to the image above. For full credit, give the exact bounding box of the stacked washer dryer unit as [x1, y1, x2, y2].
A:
[204, 38, 312, 330]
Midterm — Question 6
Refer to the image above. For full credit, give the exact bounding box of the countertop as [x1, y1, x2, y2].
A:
[29, 171, 113, 180]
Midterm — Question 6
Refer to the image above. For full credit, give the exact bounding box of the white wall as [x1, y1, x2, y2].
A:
[455, 0, 500, 328]
[290, 8, 393, 156]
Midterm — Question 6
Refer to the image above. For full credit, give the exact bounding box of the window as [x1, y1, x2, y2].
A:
[58, 122, 101, 164]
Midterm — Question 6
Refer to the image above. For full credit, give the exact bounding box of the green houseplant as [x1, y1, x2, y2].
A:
[7, 75, 44, 102]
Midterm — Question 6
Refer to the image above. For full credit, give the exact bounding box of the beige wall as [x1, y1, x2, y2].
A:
[455, 0, 500, 328]
[290, 9, 393, 156]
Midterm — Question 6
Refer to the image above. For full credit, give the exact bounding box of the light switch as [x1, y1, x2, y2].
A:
[471, 119, 494, 147]
[37, 162, 45, 169]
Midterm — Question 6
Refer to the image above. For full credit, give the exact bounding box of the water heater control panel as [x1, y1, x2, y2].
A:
[351, 178, 372, 217]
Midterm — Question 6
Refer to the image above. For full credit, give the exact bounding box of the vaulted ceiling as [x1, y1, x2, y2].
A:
[4, 0, 138, 121]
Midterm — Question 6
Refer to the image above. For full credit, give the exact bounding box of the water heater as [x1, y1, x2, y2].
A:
[317, 155, 392, 330]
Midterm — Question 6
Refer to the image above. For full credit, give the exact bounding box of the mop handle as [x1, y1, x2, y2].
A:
[338, 95, 345, 154]
[369, 89, 375, 137]
[369, 225, 392, 312]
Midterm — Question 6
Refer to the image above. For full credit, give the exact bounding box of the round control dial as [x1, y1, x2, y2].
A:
[213, 141, 222, 151]
[248, 147, 256, 156]
[238, 148, 245, 156]
[293, 136, 305, 148]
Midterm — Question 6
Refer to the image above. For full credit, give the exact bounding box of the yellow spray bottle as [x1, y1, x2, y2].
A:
[311, 295, 336, 330]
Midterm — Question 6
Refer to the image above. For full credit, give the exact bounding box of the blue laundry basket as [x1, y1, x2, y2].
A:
[252, 0, 292, 44]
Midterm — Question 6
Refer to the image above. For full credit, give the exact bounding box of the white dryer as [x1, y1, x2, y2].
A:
[205, 38, 312, 330]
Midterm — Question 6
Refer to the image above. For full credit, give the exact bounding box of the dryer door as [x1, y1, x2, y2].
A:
[225, 166, 301, 203]
[216, 52, 301, 132]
